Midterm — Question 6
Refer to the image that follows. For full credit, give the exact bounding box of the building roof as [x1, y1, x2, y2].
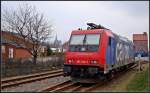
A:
[1, 31, 27, 48]
[1, 30, 35, 44]
[133, 32, 148, 41]
[1, 30, 21, 38]
[133, 34, 147, 41]
[1, 36, 23, 48]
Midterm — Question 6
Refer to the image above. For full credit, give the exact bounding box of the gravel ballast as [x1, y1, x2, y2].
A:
[1, 76, 70, 92]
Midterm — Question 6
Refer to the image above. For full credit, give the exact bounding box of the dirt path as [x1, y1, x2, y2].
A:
[91, 63, 149, 92]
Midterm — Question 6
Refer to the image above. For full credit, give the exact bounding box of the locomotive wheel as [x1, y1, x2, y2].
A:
[105, 71, 115, 80]
[98, 74, 105, 81]
[110, 71, 115, 78]
[105, 73, 111, 80]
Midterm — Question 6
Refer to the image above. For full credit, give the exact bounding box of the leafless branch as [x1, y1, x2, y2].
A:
[2, 3, 53, 64]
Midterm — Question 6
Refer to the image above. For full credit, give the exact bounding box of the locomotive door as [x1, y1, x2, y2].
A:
[110, 37, 115, 66]
[106, 37, 115, 68]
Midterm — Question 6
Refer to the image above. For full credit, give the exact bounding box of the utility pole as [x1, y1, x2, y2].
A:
[138, 54, 142, 71]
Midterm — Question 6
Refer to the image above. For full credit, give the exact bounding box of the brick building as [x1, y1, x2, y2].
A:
[1, 31, 48, 62]
[133, 32, 148, 57]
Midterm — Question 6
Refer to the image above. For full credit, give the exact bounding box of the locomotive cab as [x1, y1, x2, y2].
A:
[64, 23, 110, 82]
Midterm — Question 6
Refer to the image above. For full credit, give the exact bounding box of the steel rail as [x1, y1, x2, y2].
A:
[1, 69, 63, 89]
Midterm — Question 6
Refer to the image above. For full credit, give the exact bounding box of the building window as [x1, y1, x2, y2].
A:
[2, 45, 5, 53]
[9, 48, 14, 58]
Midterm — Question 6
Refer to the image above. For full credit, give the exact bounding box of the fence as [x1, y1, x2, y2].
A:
[1, 55, 65, 78]
[135, 57, 149, 62]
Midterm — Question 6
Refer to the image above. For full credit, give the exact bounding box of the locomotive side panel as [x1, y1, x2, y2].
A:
[106, 33, 135, 73]
[115, 39, 135, 67]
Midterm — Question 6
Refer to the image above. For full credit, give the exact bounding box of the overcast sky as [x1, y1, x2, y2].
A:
[1, 1, 149, 44]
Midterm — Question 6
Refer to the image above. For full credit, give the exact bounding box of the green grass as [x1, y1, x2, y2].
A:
[126, 67, 149, 92]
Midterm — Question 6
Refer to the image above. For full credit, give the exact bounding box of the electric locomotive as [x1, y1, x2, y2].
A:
[64, 23, 135, 83]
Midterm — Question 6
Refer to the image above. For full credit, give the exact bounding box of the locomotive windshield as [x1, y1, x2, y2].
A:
[86, 34, 100, 45]
[70, 35, 85, 45]
[69, 34, 100, 52]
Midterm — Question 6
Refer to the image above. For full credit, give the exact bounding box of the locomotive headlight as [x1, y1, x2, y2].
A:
[90, 60, 97, 64]
[93, 60, 97, 64]
[77, 60, 80, 63]
[68, 60, 72, 63]
[68, 59, 74, 63]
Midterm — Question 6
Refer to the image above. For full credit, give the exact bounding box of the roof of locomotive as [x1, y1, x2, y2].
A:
[71, 29, 133, 45]
[113, 32, 133, 45]
[71, 29, 111, 34]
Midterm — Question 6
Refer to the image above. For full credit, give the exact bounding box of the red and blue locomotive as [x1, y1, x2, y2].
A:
[64, 23, 135, 83]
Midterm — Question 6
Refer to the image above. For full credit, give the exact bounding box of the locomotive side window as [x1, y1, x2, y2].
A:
[108, 37, 111, 46]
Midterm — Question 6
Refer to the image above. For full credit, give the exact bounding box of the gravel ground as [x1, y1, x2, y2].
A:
[1, 76, 71, 92]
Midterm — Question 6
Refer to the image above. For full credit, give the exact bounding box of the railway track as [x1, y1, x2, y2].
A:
[38, 80, 91, 92]
[38, 80, 72, 92]
[1, 69, 63, 89]
[38, 64, 138, 92]
[82, 64, 138, 92]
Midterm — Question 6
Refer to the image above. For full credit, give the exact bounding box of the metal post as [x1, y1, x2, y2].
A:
[138, 54, 142, 71]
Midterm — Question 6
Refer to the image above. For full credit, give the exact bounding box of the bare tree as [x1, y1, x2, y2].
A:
[2, 4, 53, 64]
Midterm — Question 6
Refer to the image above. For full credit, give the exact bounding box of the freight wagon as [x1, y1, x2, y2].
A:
[64, 23, 135, 83]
